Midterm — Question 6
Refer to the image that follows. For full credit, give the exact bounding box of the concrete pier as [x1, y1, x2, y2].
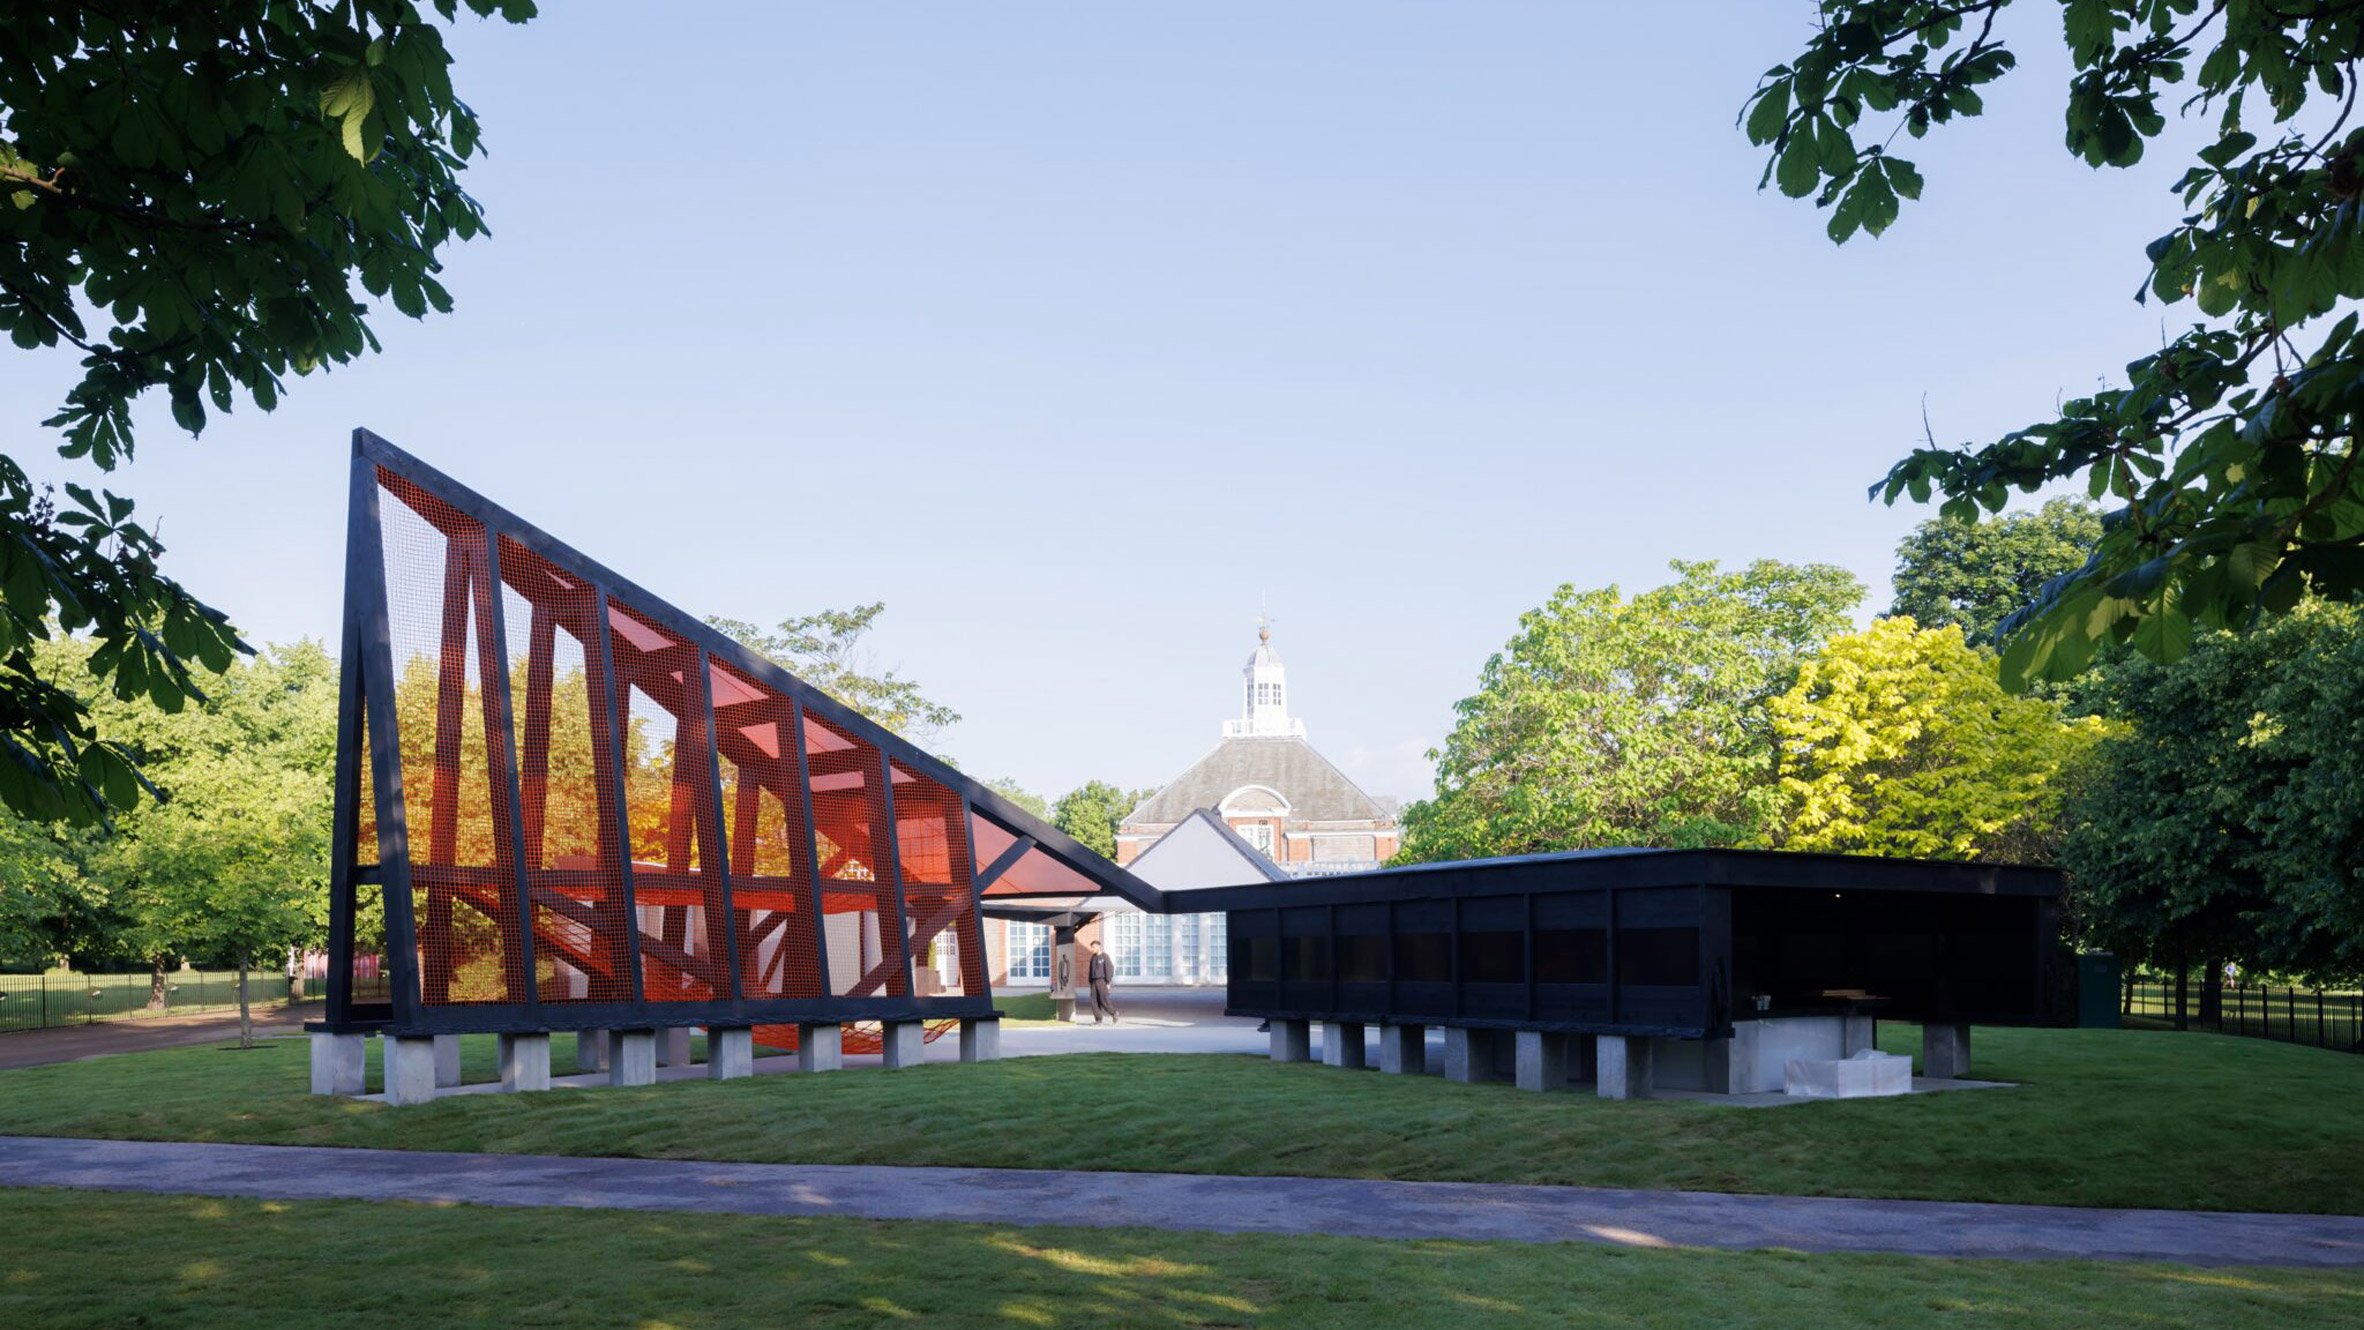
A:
[432, 1034, 462, 1088]
[881, 1020, 925, 1069]
[497, 1032, 551, 1092]
[1443, 1027, 1505, 1084]
[1268, 1018, 1311, 1063]
[1514, 1030, 1568, 1092]
[959, 1017, 1000, 1062]
[1377, 1024, 1425, 1076]
[657, 1027, 693, 1069]
[1597, 1034, 1653, 1100]
[609, 1030, 657, 1087]
[1321, 1021, 1367, 1069]
[574, 1029, 609, 1073]
[798, 1022, 842, 1073]
[308, 1031, 366, 1096]
[1923, 1022, 1972, 1079]
[707, 1027, 754, 1080]
[386, 1035, 439, 1106]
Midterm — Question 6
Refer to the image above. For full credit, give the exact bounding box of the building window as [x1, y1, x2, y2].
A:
[1239, 822, 1274, 854]
[1006, 921, 1051, 981]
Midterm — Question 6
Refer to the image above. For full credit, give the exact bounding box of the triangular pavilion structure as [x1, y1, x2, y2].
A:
[319, 430, 1157, 1049]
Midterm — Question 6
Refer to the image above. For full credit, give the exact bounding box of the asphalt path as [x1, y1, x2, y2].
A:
[3, 1134, 2358, 1266]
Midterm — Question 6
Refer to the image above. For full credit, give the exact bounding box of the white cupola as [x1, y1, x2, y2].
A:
[1223, 617, 1307, 738]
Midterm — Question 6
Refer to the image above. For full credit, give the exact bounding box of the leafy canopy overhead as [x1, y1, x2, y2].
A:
[1399, 560, 1862, 862]
[0, 2, 531, 824]
[1746, 2, 2364, 685]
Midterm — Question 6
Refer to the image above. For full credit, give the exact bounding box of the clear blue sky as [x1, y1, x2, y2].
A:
[14, 3, 2203, 804]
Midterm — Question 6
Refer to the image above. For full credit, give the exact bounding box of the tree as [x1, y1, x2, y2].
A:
[94, 642, 338, 1044]
[1399, 560, 1862, 861]
[2064, 604, 2364, 988]
[708, 604, 961, 746]
[985, 777, 1049, 819]
[1746, 5, 2364, 686]
[1768, 617, 2105, 862]
[1052, 780, 1153, 859]
[0, 3, 532, 824]
[1890, 499, 2102, 646]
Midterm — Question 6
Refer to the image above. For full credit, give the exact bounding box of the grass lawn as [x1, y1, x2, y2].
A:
[3, 1188, 2357, 1329]
[0, 1025, 2357, 1214]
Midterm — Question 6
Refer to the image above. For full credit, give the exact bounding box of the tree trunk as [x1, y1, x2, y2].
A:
[2199, 960, 2224, 1025]
[236, 950, 253, 1050]
[147, 954, 170, 1011]
[2173, 964, 2189, 1031]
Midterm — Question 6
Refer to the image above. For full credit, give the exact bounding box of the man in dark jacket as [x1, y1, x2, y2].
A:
[1086, 940, 1119, 1024]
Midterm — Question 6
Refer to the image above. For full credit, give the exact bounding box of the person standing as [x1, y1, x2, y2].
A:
[1087, 939, 1119, 1024]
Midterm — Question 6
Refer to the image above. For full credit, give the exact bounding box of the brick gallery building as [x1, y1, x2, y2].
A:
[992, 624, 1401, 987]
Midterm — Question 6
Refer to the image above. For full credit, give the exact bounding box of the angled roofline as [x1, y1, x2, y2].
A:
[1176, 807, 1292, 883]
[355, 428, 1162, 913]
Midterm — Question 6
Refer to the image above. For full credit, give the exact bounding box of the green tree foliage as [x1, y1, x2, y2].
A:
[1052, 780, 1154, 859]
[985, 778, 1049, 819]
[1746, 4, 2364, 685]
[1399, 560, 1862, 861]
[1768, 617, 2105, 862]
[0, 3, 532, 825]
[2064, 603, 2364, 983]
[709, 604, 961, 746]
[1890, 499, 2103, 645]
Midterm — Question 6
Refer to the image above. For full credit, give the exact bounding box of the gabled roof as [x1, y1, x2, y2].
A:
[1125, 735, 1395, 828]
[1129, 809, 1291, 890]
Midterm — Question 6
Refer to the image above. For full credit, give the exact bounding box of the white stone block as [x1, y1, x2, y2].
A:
[1784, 1049, 1912, 1099]
[1269, 1019, 1311, 1063]
[1597, 1034, 1653, 1100]
[498, 1032, 551, 1092]
[386, 1035, 439, 1106]
[1377, 1024, 1425, 1075]
[432, 1033, 462, 1088]
[1515, 1030, 1568, 1092]
[707, 1027, 754, 1080]
[309, 1031, 366, 1096]
[881, 1019, 925, 1069]
[959, 1017, 1000, 1062]
[610, 1029, 657, 1087]
[1321, 1022, 1367, 1069]
[798, 1022, 842, 1072]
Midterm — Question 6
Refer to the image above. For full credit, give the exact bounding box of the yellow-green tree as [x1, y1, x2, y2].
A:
[1768, 618, 2104, 863]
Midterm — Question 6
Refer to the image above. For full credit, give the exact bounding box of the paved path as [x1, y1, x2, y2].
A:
[0, 1004, 307, 1071]
[4, 1135, 2358, 1267]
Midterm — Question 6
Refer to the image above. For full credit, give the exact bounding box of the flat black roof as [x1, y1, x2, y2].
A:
[1178, 847, 2060, 912]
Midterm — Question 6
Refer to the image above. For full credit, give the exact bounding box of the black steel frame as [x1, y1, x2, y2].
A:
[320, 429, 1161, 1036]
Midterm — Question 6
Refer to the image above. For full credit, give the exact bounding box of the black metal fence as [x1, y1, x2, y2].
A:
[0, 970, 306, 1034]
[2124, 975, 2364, 1053]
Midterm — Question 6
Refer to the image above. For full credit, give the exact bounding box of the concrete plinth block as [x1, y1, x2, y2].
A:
[432, 1033, 462, 1088]
[1515, 1030, 1569, 1092]
[308, 1031, 366, 1096]
[959, 1017, 1001, 1063]
[707, 1027, 754, 1081]
[657, 1027, 693, 1068]
[881, 1019, 925, 1069]
[1596, 1034, 1653, 1100]
[798, 1022, 842, 1073]
[1268, 1018, 1311, 1063]
[1923, 1022, 1972, 1080]
[609, 1029, 657, 1087]
[1321, 1021, 1367, 1069]
[386, 1035, 440, 1106]
[498, 1032, 551, 1093]
[575, 1029, 610, 1074]
[1842, 1014, 1877, 1057]
[1786, 1049, 1912, 1099]
[1051, 993, 1077, 1024]
[1377, 1024, 1425, 1076]
[1443, 1027, 1503, 1084]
